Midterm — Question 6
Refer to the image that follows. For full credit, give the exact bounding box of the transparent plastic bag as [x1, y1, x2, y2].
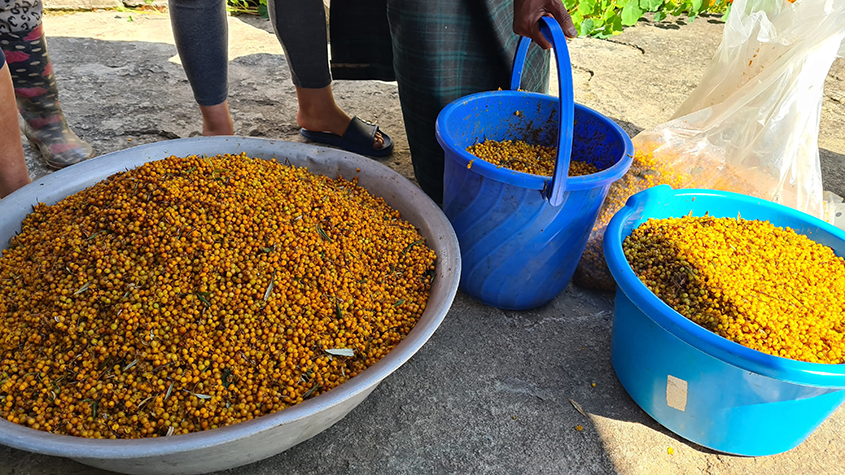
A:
[573, 0, 845, 290]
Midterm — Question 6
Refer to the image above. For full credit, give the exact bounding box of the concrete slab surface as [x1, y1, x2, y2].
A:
[1, 9, 844, 475]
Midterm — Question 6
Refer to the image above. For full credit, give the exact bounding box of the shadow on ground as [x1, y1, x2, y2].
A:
[820, 148, 845, 197]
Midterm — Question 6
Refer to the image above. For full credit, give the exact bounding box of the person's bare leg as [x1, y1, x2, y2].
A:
[296, 85, 384, 148]
[0, 63, 30, 198]
[199, 100, 234, 136]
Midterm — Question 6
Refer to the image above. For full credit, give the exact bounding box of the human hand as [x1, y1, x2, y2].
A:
[513, 0, 578, 49]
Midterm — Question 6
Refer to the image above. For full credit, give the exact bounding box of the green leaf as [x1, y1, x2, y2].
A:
[401, 239, 425, 257]
[669, 0, 688, 15]
[653, 10, 667, 21]
[197, 292, 211, 307]
[263, 270, 276, 302]
[303, 384, 322, 399]
[570, 10, 584, 26]
[258, 3, 268, 18]
[578, 0, 597, 16]
[123, 359, 139, 372]
[182, 389, 212, 399]
[580, 18, 595, 36]
[639, 0, 664, 12]
[621, 3, 644, 25]
[612, 21, 625, 34]
[86, 230, 107, 241]
[83, 399, 98, 419]
[393, 299, 405, 307]
[316, 225, 332, 242]
[691, 0, 704, 14]
[563, 0, 578, 10]
[74, 281, 91, 296]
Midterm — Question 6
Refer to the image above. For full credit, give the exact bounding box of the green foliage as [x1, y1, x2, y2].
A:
[223, 0, 728, 37]
[226, 0, 268, 18]
[570, 0, 731, 38]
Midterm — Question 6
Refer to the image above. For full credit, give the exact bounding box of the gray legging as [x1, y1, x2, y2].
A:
[169, 0, 331, 107]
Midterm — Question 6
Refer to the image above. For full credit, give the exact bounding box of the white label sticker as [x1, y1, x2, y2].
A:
[666, 375, 688, 411]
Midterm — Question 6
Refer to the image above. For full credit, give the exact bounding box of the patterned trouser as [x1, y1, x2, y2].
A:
[0, 0, 41, 34]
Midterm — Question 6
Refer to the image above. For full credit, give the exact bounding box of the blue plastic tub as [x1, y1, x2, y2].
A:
[435, 17, 633, 310]
[604, 185, 845, 456]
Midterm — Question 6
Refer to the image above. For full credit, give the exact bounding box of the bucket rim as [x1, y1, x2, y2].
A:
[604, 185, 845, 388]
[435, 90, 634, 192]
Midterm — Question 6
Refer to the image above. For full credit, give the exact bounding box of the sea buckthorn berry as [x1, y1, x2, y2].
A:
[574, 147, 764, 289]
[623, 215, 845, 364]
[0, 153, 436, 439]
[466, 140, 599, 177]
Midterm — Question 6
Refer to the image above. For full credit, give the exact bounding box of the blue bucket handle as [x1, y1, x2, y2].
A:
[510, 17, 574, 207]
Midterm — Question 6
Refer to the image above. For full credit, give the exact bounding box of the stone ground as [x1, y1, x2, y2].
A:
[2, 8, 845, 475]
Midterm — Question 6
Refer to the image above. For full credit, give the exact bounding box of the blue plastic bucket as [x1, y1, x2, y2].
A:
[435, 17, 634, 310]
[604, 185, 845, 456]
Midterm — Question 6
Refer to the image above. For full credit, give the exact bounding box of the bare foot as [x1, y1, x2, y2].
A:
[199, 101, 234, 136]
[295, 86, 385, 149]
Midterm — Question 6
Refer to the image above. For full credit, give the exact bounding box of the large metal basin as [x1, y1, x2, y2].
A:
[0, 137, 461, 475]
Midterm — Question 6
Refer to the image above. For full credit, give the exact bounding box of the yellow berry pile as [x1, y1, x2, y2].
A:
[574, 146, 760, 290]
[466, 140, 599, 177]
[0, 153, 436, 439]
[624, 215, 845, 364]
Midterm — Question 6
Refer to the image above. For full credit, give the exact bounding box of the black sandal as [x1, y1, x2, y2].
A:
[300, 116, 394, 158]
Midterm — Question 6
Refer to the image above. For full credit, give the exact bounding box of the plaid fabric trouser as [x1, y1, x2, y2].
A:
[332, 0, 550, 204]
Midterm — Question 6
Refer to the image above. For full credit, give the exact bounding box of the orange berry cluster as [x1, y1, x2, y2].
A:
[624, 215, 845, 364]
[574, 146, 760, 290]
[0, 153, 436, 439]
[466, 140, 599, 177]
